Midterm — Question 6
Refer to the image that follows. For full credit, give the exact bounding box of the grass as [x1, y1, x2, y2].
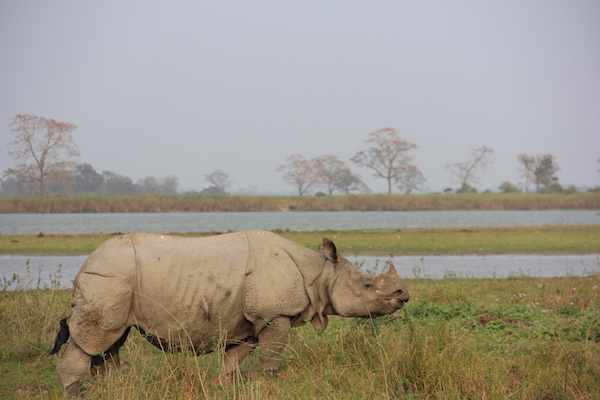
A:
[0, 192, 599, 213]
[1, 271, 600, 399]
[1, 225, 599, 256]
[1, 227, 599, 398]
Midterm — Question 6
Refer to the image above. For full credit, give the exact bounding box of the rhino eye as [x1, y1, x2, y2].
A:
[364, 283, 373, 289]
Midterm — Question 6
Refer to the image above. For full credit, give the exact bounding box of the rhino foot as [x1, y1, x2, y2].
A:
[64, 381, 83, 398]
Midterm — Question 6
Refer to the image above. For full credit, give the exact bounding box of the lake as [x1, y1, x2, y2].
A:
[0, 210, 598, 234]
[2, 253, 598, 290]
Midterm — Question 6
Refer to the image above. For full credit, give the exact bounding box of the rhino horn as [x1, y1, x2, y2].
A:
[386, 261, 399, 277]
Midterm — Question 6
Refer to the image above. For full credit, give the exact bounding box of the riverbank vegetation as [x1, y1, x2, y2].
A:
[0, 192, 599, 213]
[2, 272, 599, 399]
[2, 225, 599, 256]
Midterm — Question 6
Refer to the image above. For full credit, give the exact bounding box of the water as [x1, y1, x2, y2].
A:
[0, 210, 597, 234]
[1, 210, 598, 289]
[2, 254, 598, 290]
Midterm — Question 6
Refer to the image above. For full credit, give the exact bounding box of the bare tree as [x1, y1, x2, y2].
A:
[446, 146, 493, 187]
[396, 164, 426, 194]
[517, 154, 536, 192]
[351, 127, 419, 195]
[334, 168, 370, 195]
[312, 154, 345, 195]
[8, 114, 80, 197]
[277, 154, 320, 196]
[312, 154, 369, 195]
[517, 154, 560, 192]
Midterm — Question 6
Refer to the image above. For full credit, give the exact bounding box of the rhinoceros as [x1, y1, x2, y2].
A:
[52, 230, 409, 396]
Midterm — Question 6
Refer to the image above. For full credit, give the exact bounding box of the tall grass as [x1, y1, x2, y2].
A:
[2, 268, 599, 399]
[1, 192, 599, 213]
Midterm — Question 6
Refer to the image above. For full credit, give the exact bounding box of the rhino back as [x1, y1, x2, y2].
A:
[129, 233, 253, 348]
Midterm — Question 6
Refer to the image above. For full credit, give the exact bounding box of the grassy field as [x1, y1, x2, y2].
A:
[2, 225, 599, 256]
[1, 225, 599, 398]
[0, 192, 599, 213]
[1, 273, 599, 399]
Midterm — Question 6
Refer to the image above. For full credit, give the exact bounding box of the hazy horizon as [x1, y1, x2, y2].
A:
[1, 1, 599, 195]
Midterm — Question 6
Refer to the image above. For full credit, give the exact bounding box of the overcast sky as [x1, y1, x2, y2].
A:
[1, 1, 599, 194]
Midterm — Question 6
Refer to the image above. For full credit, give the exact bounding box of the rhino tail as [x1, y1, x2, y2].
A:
[49, 318, 70, 355]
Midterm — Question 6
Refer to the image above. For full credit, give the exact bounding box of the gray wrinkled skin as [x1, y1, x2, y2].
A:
[55, 230, 409, 396]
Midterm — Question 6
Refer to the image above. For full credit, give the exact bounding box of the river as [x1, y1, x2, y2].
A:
[0, 210, 597, 234]
[1, 210, 598, 288]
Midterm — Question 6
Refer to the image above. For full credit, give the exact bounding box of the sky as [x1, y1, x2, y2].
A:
[1, 1, 599, 195]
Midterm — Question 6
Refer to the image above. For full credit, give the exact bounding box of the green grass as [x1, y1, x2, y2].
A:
[2, 225, 599, 255]
[1, 273, 600, 399]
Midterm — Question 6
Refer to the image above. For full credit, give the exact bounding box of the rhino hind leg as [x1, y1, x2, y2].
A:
[257, 316, 291, 375]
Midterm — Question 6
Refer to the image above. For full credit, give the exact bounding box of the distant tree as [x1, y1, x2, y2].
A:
[312, 155, 346, 195]
[446, 146, 493, 188]
[562, 184, 577, 194]
[333, 168, 371, 195]
[137, 175, 179, 195]
[73, 163, 104, 194]
[0, 172, 33, 196]
[499, 181, 520, 193]
[533, 154, 560, 192]
[7, 114, 80, 197]
[517, 154, 536, 192]
[101, 171, 137, 196]
[456, 182, 478, 193]
[277, 154, 321, 196]
[199, 186, 229, 196]
[200, 169, 231, 196]
[159, 175, 179, 195]
[351, 127, 419, 195]
[396, 164, 426, 195]
[312, 154, 369, 195]
[518, 154, 560, 192]
[137, 176, 160, 194]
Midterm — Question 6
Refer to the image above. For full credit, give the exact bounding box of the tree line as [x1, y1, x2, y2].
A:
[2, 114, 596, 197]
[2, 114, 233, 197]
[276, 128, 579, 196]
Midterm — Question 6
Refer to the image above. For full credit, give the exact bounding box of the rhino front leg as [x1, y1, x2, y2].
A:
[223, 338, 256, 379]
[258, 316, 291, 375]
[90, 327, 131, 376]
[56, 341, 91, 397]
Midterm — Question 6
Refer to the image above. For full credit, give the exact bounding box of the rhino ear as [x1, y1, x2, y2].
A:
[320, 238, 338, 263]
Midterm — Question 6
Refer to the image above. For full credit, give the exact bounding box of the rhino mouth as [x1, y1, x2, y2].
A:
[391, 289, 409, 303]
[386, 290, 409, 311]
[364, 292, 409, 318]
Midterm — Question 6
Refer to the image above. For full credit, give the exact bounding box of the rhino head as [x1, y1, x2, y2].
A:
[320, 238, 409, 319]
